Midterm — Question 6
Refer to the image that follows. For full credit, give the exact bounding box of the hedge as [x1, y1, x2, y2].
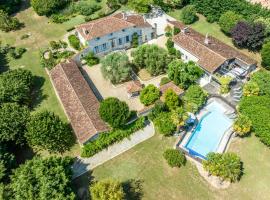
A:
[81, 117, 145, 157]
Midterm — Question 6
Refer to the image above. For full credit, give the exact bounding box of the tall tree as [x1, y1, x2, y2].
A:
[0, 69, 33, 105]
[10, 156, 75, 200]
[181, 5, 198, 25]
[99, 97, 130, 128]
[167, 60, 203, 89]
[101, 52, 131, 84]
[231, 21, 266, 51]
[0, 103, 30, 145]
[0, 10, 22, 32]
[128, 0, 152, 13]
[219, 11, 243, 35]
[31, 0, 70, 16]
[132, 45, 171, 76]
[26, 111, 74, 153]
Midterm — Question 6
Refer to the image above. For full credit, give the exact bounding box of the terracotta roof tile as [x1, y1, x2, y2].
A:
[50, 60, 109, 144]
[76, 12, 152, 41]
[160, 82, 184, 96]
[126, 80, 143, 94]
[169, 21, 257, 73]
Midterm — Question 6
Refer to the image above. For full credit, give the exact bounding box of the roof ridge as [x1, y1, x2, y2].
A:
[59, 61, 98, 134]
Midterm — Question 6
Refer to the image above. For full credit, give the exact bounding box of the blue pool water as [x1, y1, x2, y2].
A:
[185, 101, 233, 159]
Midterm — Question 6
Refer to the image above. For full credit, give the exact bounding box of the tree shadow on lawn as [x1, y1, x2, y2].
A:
[73, 171, 95, 200]
[0, 52, 9, 73]
[123, 179, 144, 200]
[30, 75, 48, 110]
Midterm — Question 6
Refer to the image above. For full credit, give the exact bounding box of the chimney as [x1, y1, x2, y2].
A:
[181, 27, 189, 34]
[83, 28, 89, 35]
[204, 33, 209, 45]
[123, 12, 128, 20]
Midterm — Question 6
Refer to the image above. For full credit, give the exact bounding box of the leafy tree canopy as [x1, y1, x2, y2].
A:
[0, 144, 16, 183]
[168, 60, 203, 89]
[139, 84, 160, 106]
[0, 69, 33, 105]
[99, 97, 130, 128]
[154, 112, 176, 136]
[181, 5, 198, 25]
[132, 44, 171, 76]
[231, 21, 266, 51]
[233, 115, 252, 136]
[203, 152, 242, 182]
[90, 179, 125, 200]
[164, 89, 180, 110]
[261, 41, 270, 70]
[183, 85, 208, 113]
[0, 10, 22, 32]
[239, 96, 270, 146]
[219, 11, 244, 35]
[10, 156, 75, 200]
[0, 0, 21, 14]
[128, 0, 152, 13]
[101, 52, 131, 84]
[250, 70, 270, 95]
[243, 81, 260, 97]
[26, 111, 74, 153]
[31, 0, 70, 16]
[0, 103, 30, 145]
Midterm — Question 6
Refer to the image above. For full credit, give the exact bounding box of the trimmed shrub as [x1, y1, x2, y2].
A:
[139, 84, 160, 106]
[163, 149, 186, 168]
[81, 117, 145, 157]
[68, 34, 80, 50]
[218, 76, 232, 94]
[148, 101, 167, 121]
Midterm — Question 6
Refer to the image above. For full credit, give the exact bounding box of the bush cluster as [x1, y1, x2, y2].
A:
[181, 5, 198, 25]
[139, 84, 160, 106]
[81, 117, 145, 157]
[163, 149, 186, 168]
[68, 34, 81, 50]
[203, 152, 242, 182]
[191, 0, 270, 23]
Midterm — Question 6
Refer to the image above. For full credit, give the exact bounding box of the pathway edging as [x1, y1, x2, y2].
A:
[72, 123, 155, 179]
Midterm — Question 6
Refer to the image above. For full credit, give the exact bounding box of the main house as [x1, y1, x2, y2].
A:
[75, 12, 155, 55]
[168, 21, 257, 85]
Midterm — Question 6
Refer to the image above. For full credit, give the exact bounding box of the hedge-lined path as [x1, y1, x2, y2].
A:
[72, 122, 155, 179]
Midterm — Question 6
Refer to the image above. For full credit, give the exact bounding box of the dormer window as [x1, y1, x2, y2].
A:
[110, 33, 113, 36]
[122, 29, 125, 32]
[85, 30, 89, 34]
[96, 37, 100, 41]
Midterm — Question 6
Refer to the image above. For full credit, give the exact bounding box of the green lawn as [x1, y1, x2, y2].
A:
[74, 133, 270, 200]
[168, 10, 261, 65]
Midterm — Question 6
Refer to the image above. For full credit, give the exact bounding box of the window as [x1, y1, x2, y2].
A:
[151, 32, 154, 39]
[126, 35, 130, 42]
[122, 29, 125, 32]
[94, 46, 99, 53]
[95, 37, 100, 41]
[118, 38, 122, 45]
[102, 43, 107, 51]
[145, 35, 148, 41]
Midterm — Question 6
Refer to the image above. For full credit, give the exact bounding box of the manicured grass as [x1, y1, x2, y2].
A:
[74, 134, 270, 200]
[168, 10, 262, 65]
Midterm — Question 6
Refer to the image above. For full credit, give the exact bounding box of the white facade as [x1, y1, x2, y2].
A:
[76, 26, 154, 56]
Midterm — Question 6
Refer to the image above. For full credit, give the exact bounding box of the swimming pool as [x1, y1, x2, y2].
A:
[185, 101, 233, 159]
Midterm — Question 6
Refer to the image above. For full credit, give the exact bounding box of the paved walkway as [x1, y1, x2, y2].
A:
[72, 122, 155, 179]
